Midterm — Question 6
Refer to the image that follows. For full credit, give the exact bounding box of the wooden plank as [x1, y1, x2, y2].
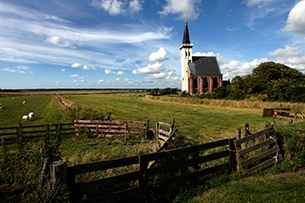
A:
[71, 155, 139, 175]
[235, 128, 273, 146]
[143, 138, 229, 162]
[158, 129, 171, 136]
[73, 171, 139, 194]
[157, 121, 172, 128]
[238, 138, 275, 156]
[245, 158, 277, 176]
[146, 150, 229, 177]
[240, 146, 279, 168]
[158, 134, 169, 141]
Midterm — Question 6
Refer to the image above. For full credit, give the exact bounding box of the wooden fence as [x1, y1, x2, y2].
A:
[74, 119, 150, 141]
[51, 136, 236, 202]
[155, 118, 175, 147]
[0, 123, 74, 144]
[234, 126, 281, 175]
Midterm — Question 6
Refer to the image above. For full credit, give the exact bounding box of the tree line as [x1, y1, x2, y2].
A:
[210, 61, 305, 102]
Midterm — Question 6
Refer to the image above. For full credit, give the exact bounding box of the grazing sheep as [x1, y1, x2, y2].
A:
[23, 100, 26, 104]
[28, 112, 34, 120]
[22, 115, 29, 120]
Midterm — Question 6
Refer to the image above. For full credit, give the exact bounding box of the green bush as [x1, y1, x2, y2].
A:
[275, 123, 305, 171]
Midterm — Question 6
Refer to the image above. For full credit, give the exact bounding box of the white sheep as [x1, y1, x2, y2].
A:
[22, 115, 29, 120]
[28, 112, 34, 120]
[23, 100, 26, 104]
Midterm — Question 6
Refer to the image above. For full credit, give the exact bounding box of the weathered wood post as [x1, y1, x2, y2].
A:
[228, 138, 237, 173]
[50, 160, 67, 188]
[139, 154, 148, 196]
[235, 128, 241, 171]
[236, 128, 241, 140]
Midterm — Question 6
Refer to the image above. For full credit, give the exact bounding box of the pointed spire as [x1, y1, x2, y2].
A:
[182, 20, 191, 44]
[180, 20, 193, 50]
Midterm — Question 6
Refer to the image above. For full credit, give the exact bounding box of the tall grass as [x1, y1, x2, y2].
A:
[188, 170, 305, 203]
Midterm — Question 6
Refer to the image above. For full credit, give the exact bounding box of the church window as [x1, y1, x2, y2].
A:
[193, 77, 198, 89]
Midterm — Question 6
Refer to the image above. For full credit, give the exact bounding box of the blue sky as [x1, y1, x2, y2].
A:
[0, 0, 304, 89]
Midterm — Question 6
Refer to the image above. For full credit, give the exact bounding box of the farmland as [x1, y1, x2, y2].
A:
[0, 91, 297, 135]
[1, 90, 305, 202]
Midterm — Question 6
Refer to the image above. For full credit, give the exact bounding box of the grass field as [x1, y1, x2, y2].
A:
[60, 93, 289, 141]
[1, 91, 305, 202]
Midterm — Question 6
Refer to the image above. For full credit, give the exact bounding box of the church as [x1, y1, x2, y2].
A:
[180, 21, 223, 94]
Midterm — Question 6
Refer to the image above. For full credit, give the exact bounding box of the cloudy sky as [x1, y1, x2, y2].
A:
[0, 0, 304, 89]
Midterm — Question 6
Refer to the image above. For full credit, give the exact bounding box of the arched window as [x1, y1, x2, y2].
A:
[213, 77, 218, 89]
[203, 77, 208, 92]
[193, 77, 198, 89]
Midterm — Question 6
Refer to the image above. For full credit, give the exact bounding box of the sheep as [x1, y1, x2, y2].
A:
[28, 112, 34, 120]
[22, 115, 29, 120]
[23, 100, 26, 104]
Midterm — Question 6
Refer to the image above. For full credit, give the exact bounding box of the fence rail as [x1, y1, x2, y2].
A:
[56, 137, 236, 202]
[0, 123, 74, 144]
[74, 119, 150, 141]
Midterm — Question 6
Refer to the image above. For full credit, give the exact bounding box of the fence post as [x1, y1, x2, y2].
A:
[236, 128, 241, 140]
[235, 128, 241, 171]
[50, 160, 67, 188]
[228, 138, 237, 173]
[50, 161, 69, 200]
[139, 155, 148, 193]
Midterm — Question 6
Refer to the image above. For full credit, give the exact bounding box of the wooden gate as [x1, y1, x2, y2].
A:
[234, 127, 282, 176]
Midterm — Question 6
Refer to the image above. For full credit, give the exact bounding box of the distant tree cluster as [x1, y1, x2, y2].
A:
[147, 88, 179, 96]
[197, 62, 305, 102]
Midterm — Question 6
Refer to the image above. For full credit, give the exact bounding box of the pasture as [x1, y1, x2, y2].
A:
[1, 91, 305, 202]
[0, 91, 291, 165]
[0, 91, 296, 143]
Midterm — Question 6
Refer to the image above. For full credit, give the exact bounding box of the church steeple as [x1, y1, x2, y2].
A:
[182, 21, 191, 44]
[180, 21, 193, 50]
[180, 21, 193, 92]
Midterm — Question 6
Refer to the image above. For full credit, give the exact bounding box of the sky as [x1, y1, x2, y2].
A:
[0, 0, 305, 89]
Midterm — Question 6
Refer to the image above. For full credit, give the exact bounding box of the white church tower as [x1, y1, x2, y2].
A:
[180, 21, 193, 92]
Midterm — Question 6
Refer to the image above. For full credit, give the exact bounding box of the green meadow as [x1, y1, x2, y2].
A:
[1, 91, 305, 202]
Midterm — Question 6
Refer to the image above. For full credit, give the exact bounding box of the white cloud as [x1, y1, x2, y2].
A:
[61, 68, 66, 72]
[282, 0, 305, 34]
[132, 62, 163, 74]
[245, 0, 277, 7]
[90, 0, 143, 15]
[72, 63, 96, 70]
[46, 36, 76, 48]
[105, 69, 124, 75]
[105, 69, 114, 74]
[129, 0, 143, 13]
[116, 71, 124, 75]
[71, 63, 82, 68]
[220, 58, 268, 79]
[70, 74, 79, 78]
[2, 65, 31, 74]
[269, 44, 305, 71]
[83, 65, 96, 70]
[147, 47, 168, 62]
[269, 45, 301, 58]
[90, 0, 124, 15]
[159, 0, 201, 20]
[45, 15, 70, 23]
